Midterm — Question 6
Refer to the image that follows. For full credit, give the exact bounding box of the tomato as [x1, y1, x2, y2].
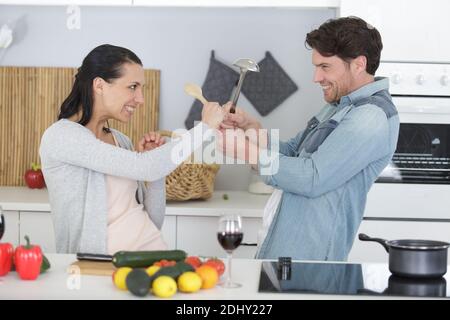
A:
[153, 259, 176, 267]
[185, 256, 202, 269]
[203, 258, 225, 276]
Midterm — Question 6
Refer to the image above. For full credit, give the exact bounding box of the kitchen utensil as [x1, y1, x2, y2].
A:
[69, 252, 115, 276]
[359, 233, 450, 278]
[68, 260, 116, 276]
[77, 252, 113, 262]
[184, 83, 208, 105]
[230, 58, 260, 113]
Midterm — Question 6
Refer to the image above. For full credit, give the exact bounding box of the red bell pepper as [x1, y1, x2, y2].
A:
[0, 242, 14, 276]
[15, 235, 43, 280]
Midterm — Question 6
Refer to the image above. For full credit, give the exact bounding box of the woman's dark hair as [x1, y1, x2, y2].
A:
[305, 16, 383, 75]
[58, 44, 142, 126]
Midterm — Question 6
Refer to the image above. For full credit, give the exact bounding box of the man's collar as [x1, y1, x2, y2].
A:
[334, 77, 389, 108]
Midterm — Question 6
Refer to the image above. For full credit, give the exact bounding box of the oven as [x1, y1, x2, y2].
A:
[375, 62, 450, 184]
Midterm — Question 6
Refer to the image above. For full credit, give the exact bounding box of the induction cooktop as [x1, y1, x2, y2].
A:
[258, 261, 450, 299]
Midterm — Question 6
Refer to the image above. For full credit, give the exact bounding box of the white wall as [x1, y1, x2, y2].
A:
[0, 5, 335, 190]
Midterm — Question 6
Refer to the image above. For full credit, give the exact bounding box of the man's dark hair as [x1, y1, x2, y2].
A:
[305, 16, 383, 75]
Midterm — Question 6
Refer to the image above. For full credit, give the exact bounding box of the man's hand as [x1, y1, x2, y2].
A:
[216, 128, 259, 164]
[220, 102, 262, 131]
[136, 132, 166, 152]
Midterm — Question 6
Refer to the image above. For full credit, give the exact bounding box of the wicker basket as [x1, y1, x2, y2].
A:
[159, 130, 220, 201]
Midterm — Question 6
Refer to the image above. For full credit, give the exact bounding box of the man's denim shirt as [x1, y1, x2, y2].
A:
[257, 77, 400, 261]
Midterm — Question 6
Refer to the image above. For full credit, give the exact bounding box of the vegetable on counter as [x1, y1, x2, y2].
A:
[14, 235, 43, 280]
[112, 249, 187, 268]
[0, 242, 14, 276]
[40, 254, 51, 273]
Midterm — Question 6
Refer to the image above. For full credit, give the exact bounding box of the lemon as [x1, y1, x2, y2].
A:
[177, 271, 203, 293]
[152, 276, 177, 298]
[113, 267, 133, 290]
[145, 265, 160, 277]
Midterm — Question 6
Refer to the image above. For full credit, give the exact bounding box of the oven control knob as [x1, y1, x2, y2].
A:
[441, 75, 449, 86]
[416, 74, 426, 85]
[391, 73, 401, 84]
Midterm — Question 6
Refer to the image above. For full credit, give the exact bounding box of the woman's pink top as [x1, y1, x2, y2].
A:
[106, 135, 167, 254]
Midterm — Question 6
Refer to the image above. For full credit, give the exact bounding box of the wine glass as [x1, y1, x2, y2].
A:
[217, 214, 243, 288]
[0, 206, 4, 240]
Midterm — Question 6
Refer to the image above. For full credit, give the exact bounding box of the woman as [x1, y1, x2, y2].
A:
[39, 44, 224, 254]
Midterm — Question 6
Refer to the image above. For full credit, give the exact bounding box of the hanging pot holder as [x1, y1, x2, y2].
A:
[184, 50, 239, 129]
[241, 51, 298, 116]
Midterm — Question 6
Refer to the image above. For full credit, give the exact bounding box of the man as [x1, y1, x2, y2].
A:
[218, 17, 400, 261]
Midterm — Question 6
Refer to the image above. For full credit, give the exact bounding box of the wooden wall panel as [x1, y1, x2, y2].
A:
[0, 66, 160, 186]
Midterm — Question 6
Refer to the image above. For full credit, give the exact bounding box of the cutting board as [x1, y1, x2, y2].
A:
[68, 260, 117, 276]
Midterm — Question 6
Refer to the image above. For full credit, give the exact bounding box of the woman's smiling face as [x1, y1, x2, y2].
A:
[98, 62, 146, 123]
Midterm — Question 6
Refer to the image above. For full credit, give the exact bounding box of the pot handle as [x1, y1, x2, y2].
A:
[358, 233, 390, 253]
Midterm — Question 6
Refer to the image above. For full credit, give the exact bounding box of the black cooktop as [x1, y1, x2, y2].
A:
[258, 261, 449, 299]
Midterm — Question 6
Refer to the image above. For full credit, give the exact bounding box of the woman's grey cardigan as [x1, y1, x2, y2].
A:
[39, 119, 211, 254]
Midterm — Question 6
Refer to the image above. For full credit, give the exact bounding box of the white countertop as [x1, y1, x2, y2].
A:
[0, 187, 269, 217]
[0, 254, 426, 300]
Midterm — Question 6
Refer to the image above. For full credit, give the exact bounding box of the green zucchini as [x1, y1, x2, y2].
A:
[112, 250, 187, 268]
[174, 261, 195, 274]
[149, 262, 195, 285]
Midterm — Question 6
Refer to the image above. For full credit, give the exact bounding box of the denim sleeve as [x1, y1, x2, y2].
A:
[277, 130, 305, 156]
[258, 105, 390, 197]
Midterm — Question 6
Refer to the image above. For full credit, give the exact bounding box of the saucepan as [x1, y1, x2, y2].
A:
[359, 233, 450, 278]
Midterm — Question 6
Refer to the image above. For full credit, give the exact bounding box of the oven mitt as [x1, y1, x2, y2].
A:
[184, 50, 239, 129]
[241, 51, 298, 116]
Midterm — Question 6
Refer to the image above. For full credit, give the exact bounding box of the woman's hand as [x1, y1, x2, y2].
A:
[136, 132, 166, 152]
[220, 101, 262, 131]
[201, 102, 225, 129]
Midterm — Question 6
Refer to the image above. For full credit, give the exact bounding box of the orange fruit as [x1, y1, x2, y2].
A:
[195, 265, 219, 289]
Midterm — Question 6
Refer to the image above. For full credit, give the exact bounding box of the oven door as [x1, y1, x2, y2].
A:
[377, 96, 450, 184]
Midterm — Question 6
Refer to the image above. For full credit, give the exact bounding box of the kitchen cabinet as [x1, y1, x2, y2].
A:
[0, 0, 131, 5]
[1, 211, 19, 246]
[176, 216, 262, 258]
[133, 0, 339, 8]
[0, 0, 339, 7]
[347, 219, 450, 263]
[160, 215, 176, 250]
[339, 0, 450, 62]
[19, 211, 56, 253]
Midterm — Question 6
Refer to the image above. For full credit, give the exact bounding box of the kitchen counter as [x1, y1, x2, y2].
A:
[0, 187, 270, 217]
[0, 254, 438, 300]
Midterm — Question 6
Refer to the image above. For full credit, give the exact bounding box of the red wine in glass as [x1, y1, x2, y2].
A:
[217, 214, 243, 288]
[217, 232, 243, 252]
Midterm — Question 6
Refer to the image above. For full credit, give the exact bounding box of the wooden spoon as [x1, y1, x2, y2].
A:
[184, 83, 208, 105]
